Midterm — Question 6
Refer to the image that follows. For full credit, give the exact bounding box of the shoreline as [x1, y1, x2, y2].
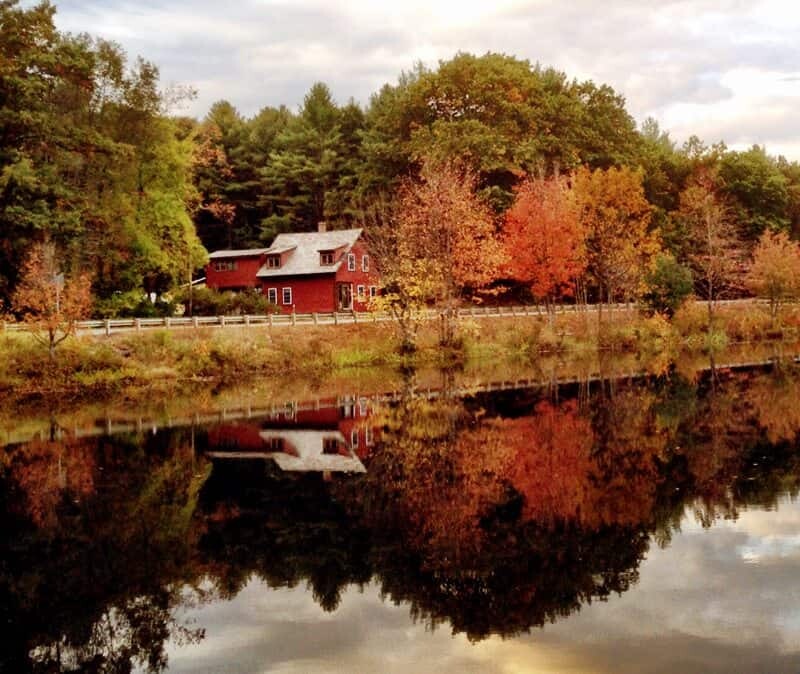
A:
[2, 300, 800, 407]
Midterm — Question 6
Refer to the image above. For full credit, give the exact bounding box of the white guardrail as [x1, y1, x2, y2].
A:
[0, 299, 764, 336]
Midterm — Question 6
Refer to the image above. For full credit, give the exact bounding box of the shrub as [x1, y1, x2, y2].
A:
[672, 300, 707, 337]
[94, 291, 176, 318]
[178, 287, 278, 316]
[643, 254, 694, 316]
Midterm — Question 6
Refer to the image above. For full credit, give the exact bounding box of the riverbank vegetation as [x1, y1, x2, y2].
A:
[2, 299, 800, 401]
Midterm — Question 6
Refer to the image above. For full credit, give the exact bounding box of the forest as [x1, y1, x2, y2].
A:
[3, 0, 800, 321]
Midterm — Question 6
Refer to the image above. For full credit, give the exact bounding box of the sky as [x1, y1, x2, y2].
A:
[42, 0, 800, 159]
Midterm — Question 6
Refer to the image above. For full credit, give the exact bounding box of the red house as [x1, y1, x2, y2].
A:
[205, 228, 378, 313]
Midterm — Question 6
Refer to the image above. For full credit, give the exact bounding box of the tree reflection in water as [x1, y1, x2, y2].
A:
[2, 363, 800, 669]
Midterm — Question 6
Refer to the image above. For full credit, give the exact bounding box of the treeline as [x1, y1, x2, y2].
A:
[3, 1, 800, 316]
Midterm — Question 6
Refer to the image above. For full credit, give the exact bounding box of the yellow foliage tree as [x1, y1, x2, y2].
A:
[573, 166, 660, 313]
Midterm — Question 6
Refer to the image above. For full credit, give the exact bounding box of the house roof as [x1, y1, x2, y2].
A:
[204, 429, 366, 473]
[208, 248, 271, 260]
[256, 228, 363, 278]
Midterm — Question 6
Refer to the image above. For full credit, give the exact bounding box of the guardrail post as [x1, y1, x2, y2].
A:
[244, 315, 250, 326]
[269, 313, 274, 328]
[104, 319, 111, 336]
[334, 312, 339, 325]
[353, 311, 358, 324]
[135, 317, 141, 332]
[291, 310, 296, 326]
[219, 315, 225, 327]
[165, 316, 171, 329]
[313, 312, 318, 325]
[192, 316, 199, 329]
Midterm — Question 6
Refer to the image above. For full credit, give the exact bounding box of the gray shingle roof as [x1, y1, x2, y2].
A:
[256, 228, 363, 278]
[208, 248, 271, 259]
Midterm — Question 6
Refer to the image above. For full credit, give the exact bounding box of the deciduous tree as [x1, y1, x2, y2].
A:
[677, 174, 742, 323]
[371, 160, 506, 350]
[746, 229, 800, 321]
[501, 175, 585, 318]
[573, 166, 660, 314]
[11, 242, 92, 360]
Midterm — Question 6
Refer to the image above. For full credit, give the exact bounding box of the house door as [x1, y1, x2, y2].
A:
[336, 283, 352, 311]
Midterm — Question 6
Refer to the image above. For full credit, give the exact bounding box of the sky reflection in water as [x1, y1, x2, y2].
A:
[162, 501, 800, 674]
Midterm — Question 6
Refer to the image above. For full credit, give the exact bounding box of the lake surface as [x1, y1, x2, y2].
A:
[4, 357, 800, 672]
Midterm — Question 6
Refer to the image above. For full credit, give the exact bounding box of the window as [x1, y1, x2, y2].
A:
[350, 429, 359, 449]
[320, 251, 335, 265]
[264, 437, 284, 452]
[369, 286, 377, 298]
[362, 254, 369, 272]
[347, 253, 356, 271]
[266, 255, 281, 268]
[282, 287, 292, 305]
[323, 437, 340, 455]
[365, 427, 373, 447]
[214, 260, 237, 272]
[267, 287, 277, 304]
[357, 285, 365, 298]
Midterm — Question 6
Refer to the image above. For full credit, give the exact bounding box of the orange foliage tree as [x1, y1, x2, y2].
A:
[573, 166, 660, 312]
[501, 175, 585, 317]
[502, 400, 595, 525]
[746, 229, 800, 321]
[373, 159, 506, 348]
[11, 242, 92, 360]
[676, 174, 741, 323]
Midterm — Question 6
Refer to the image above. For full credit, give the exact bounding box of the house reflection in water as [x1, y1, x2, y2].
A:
[204, 395, 374, 474]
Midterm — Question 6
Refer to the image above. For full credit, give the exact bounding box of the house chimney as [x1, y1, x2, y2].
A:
[317, 220, 327, 233]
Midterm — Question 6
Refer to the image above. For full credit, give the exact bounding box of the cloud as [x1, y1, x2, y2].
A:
[40, 0, 800, 158]
[161, 498, 800, 673]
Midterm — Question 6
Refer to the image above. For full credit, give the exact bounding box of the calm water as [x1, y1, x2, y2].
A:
[4, 362, 800, 672]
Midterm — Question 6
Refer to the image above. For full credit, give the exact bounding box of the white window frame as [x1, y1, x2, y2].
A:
[214, 260, 237, 272]
[350, 429, 359, 448]
[347, 253, 356, 271]
[365, 427, 373, 447]
[369, 286, 377, 298]
[362, 254, 369, 272]
[267, 287, 277, 304]
[357, 284, 365, 298]
[281, 287, 292, 305]
[266, 255, 280, 269]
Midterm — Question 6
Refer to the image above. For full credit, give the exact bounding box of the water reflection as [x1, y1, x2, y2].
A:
[3, 363, 800, 671]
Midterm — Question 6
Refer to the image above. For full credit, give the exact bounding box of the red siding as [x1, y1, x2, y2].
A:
[334, 241, 380, 311]
[261, 275, 337, 313]
[211, 235, 380, 311]
[206, 254, 265, 290]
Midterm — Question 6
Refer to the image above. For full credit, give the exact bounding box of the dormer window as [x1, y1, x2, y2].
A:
[265, 255, 281, 269]
[320, 251, 335, 265]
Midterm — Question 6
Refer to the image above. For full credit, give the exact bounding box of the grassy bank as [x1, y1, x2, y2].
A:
[2, 300, 799, 400]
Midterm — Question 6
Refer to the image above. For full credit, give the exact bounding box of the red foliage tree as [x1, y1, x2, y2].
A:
[502, 175, 585, 314]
